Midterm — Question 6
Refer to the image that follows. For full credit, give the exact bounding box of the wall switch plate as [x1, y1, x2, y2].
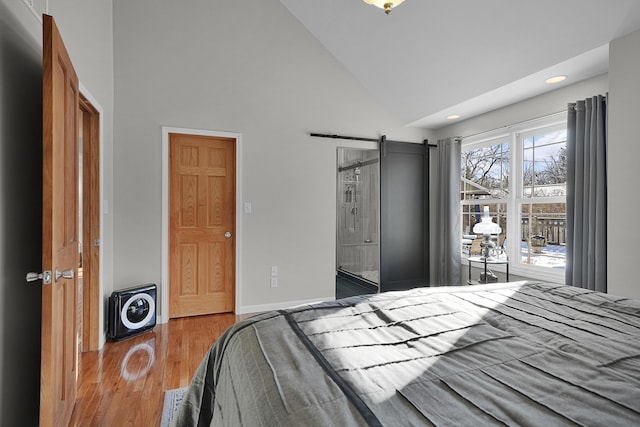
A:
[271, 265, 278, 276]
[244, 202, 252, 214]
[270, 277, 278, 288]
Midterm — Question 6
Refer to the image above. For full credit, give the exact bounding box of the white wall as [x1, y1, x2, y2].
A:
[112, 0, 428, 315]
[608, 28, 640, 299]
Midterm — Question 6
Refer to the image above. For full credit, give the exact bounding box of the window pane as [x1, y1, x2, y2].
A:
[522, 130, 567, 197]
[462, 203, 507, 257]
[461, 142, 510, 200]
[520, 202, 566, 269]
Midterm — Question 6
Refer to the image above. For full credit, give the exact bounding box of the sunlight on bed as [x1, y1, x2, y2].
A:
[308, 285, 522, 404]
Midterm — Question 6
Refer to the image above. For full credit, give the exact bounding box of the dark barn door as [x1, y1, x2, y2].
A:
[379, 137, 430, 291]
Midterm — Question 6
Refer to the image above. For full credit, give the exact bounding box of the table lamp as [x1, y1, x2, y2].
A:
[473, 206, 502, 260]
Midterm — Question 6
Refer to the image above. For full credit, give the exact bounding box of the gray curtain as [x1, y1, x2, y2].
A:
[566, 95, 607, 292]
[435, 137, 461, 286]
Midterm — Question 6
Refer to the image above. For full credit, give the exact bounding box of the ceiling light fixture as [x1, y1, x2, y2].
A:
[447, 114, 460, 120]
[545, 75, 567, 84]
[363, 0, 405, 15]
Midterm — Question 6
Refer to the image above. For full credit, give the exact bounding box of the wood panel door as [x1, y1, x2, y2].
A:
[41, 14, 79, 427]
[169, 133, 235, 318]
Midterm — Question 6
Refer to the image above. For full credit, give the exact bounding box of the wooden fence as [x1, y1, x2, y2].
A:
[521, 216, 566, 245]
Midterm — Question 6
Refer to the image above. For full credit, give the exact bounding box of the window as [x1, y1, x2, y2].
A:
[461, 118, 567, 282]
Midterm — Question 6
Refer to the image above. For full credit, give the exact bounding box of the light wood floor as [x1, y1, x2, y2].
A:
[69, 312, 250, 426]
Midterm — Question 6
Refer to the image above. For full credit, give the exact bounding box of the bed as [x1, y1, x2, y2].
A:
[171, 281, 640, 426]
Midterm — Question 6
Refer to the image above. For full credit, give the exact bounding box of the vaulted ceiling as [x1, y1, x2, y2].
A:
[279, 0, 640, 129]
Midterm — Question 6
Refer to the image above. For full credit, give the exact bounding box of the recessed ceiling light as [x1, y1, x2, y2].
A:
[446, 114, 460, 120]
[545, 75, 567, 84]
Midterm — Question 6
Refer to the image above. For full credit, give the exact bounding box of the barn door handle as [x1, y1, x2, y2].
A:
[224, 231, 232, 238]
[55, 268, 74, 282]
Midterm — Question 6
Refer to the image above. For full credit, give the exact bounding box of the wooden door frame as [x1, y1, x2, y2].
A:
[79, 83, 105, 350]
[161, 126, 242, 323]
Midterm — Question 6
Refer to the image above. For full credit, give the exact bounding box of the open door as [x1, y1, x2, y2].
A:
[40, 14, 80, 426]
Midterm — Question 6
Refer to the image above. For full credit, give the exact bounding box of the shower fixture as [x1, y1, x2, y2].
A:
[345, 185, 358, 203]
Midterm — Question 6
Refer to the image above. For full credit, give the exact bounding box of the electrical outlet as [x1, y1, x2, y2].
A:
[270, 277, 278, 288]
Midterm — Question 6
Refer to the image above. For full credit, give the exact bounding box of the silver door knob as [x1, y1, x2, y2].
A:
[224, 231, 232, 238]
[55, 268, 74, 282]
[26, 270, 52, 285]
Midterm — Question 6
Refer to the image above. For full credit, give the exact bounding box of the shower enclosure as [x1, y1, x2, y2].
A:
[336, 148, 379, 287]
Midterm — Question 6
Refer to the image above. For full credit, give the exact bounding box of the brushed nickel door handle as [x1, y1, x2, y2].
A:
[55, 268, 74, 282]
[26, 270, 52, 285]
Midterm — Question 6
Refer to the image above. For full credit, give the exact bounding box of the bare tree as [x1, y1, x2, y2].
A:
[462, 144, 509, 197]
[539, 146, 567, 184]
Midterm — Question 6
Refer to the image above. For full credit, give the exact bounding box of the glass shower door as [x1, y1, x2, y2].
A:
[336, 148, 379, 285]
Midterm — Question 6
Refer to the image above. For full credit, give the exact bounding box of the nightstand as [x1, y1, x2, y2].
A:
[467, 256, 509, 285]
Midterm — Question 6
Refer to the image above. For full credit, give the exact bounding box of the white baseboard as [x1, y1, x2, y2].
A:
[155, 296, 335, 323]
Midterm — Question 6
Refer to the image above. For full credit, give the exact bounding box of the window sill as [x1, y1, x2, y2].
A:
[509, 264, 565, 284]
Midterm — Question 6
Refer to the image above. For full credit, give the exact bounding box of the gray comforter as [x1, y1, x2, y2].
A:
[171, 281, 640, 426]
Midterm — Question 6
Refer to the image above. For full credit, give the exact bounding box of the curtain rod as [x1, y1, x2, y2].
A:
[459, 110, 567, 140]
[309, 132, 436, 147]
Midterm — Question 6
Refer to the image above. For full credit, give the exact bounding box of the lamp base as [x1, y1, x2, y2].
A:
[479, 234, 496, 260]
